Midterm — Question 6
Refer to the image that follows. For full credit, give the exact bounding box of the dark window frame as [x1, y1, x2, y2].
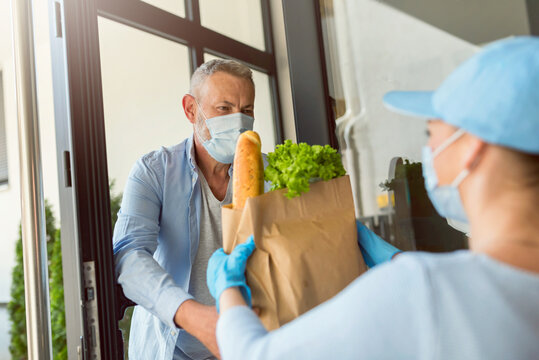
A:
[280, 0, 338, 148]
[527, 0, 539, 35]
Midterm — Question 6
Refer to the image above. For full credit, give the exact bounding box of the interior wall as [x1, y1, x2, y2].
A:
[334, 0, 478, 216]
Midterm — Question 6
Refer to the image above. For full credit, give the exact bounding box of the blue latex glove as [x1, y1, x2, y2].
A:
[207, 236, 256, 312]
[357, 221, 401, 268]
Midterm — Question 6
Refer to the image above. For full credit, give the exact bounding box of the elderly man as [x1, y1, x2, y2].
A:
[113, 59, 257, 360]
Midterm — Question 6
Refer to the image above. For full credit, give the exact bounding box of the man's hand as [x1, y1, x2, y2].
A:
[174, 300, 221, 359]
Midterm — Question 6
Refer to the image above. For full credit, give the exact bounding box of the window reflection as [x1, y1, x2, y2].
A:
[98, 16, 192, 193]
[141, 0, 186, 18]
[199, 0, 266, 50]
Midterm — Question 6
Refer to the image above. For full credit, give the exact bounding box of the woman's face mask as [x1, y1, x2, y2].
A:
[422, 128, 471, 226]
[193, 98, 254, 164]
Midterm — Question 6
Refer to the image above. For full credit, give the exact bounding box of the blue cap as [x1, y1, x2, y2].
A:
[383, 36, 539, 154]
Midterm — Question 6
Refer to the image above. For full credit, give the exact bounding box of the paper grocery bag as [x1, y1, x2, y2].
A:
[222, 175, 367, 330]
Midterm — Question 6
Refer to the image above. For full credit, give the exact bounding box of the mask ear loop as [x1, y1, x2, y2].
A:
[190, 94, 212, 143]
[432, 128, 471, 187]
[190, 95, 210, 121]
[452, 141, 485, 188]
[432, 128, 467, 157]
[451, 168, 470, 187]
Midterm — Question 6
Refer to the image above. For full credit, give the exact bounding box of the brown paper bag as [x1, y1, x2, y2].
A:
[222, 175, 367, 330]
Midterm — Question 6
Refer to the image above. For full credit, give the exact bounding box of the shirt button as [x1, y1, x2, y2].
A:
[171, 330, 176, 336]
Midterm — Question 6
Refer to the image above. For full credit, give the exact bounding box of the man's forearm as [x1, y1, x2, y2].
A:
[174, 299, 221, 358]
[175, 299, 209, 330]
[117, 250, 193, 328]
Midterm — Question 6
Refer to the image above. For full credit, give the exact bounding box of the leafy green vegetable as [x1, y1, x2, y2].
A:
[265, 140, 346, 198]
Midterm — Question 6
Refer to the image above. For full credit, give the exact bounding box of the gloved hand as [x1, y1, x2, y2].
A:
[207, 236, 256, 312]
[357, 221, 401, 268]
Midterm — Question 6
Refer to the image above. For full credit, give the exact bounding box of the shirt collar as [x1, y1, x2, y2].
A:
[186, 134, 197, 171]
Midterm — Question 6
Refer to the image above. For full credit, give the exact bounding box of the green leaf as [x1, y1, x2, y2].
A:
[264, 140, 346, 198]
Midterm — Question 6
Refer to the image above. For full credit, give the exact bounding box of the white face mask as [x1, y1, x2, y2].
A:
[421, 128, 470, 225]
[193, 98, 254, 164]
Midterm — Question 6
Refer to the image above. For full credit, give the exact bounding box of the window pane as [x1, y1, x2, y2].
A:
[204, 53, 277, 154]
[141, 0, 185, 18]
[319, 1, 346, 120]
[200, 0, 266, 51]
[98, 16, 192, 202]
[319, 0, 476, 252]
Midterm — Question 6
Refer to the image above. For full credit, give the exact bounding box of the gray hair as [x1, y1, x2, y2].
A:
[190, 59, 254, 99]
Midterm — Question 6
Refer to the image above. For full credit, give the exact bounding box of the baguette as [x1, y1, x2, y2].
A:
[233, 130, 264, 209]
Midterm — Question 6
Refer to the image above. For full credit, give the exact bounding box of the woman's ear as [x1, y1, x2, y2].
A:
[463, 135, 487, 170]
[182, 94, 197, 125]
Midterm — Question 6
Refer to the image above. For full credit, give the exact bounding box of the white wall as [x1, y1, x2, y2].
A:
[333, 0, 478, 216]
[200, 0, 265, 51]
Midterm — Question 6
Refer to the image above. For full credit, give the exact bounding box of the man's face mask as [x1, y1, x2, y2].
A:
[193, 97, 254, 164]
[421, 128, 471, 225]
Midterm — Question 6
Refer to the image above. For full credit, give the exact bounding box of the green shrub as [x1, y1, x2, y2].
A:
[8, 184, 123, 359]
[7, 228, 26, 360]
[8, 201, 58, 359]
[49, 229, 66, 360]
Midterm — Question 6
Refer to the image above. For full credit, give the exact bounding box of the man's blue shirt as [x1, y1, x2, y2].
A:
[113, 135, 270, 359]
[113, 135, 215, 359]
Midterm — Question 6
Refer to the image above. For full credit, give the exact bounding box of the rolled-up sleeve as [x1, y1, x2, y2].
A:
[113, 155, 193, 328]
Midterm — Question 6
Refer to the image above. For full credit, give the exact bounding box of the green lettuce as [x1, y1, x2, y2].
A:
[264, 140, 346, 198]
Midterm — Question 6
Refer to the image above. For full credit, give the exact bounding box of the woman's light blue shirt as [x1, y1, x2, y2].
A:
[217, 251, 539, 359]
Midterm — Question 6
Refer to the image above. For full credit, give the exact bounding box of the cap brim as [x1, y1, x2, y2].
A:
[383, 91, 439, 119]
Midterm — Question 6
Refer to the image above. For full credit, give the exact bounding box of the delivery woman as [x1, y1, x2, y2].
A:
[206, 36, 539, 359]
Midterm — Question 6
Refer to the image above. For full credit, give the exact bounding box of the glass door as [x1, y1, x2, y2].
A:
[49, 0, 284, 358]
